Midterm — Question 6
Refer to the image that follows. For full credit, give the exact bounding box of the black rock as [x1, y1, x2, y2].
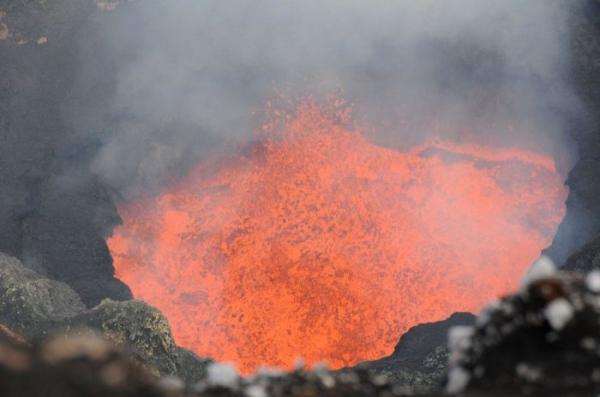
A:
[563, 235, 600, 272]
[55, 299, 212, 381]
[352, 313, 475, 392]
[0, 253, 210, 383]
[448, 269, 600, 396]
[0, 253, 86, 338]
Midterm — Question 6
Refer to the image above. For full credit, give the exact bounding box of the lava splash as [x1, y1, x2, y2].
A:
[108, 100, 567, 374]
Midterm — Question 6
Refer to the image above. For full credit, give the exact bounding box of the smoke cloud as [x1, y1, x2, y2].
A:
[63, 0, 579, 198]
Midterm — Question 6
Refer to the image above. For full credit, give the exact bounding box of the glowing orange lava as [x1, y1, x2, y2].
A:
[108, 100, 567, 374]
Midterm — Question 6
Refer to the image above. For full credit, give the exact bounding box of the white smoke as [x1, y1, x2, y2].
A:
[63, 0, 579, 197]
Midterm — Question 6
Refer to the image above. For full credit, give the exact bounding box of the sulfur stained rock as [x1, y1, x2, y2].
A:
[0, 253, 86, 337]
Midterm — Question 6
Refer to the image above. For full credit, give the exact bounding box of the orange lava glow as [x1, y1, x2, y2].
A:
[108, 100, 567, 374]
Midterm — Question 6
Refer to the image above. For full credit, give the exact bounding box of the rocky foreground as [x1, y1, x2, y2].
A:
[3, 251, 600, 396]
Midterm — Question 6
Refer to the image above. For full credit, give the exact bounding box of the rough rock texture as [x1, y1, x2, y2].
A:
[56, 299, 212, 382]
[352, 313, 475, 392]
[0, 328, 435, 397]
[0, 253, 85, 337]
[0, 0, 131, 307]
[0, 253, 209, 382]
[58, 300, 180, 376]
[448, 270, 600, 396]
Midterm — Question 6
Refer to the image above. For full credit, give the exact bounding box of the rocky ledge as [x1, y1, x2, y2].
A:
[0, 252, 211, 383]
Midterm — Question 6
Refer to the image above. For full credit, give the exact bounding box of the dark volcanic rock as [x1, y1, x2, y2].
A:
[0, 253, 85, 337]
[448, 268, 600, 396]
[353, 313, 475, 392]
[0, 0, 131, 307]
[0, 253, 209, 383]
[563, 234, 600, 272]
[55, 299, 212, 381]
[57, 299, 180, 377]
[174, 347, 213, 385]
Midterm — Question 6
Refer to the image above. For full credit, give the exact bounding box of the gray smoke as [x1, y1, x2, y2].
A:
[64, 0, 580, 198]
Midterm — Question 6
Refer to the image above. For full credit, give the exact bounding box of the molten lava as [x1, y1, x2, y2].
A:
[108, 100, 567, 374]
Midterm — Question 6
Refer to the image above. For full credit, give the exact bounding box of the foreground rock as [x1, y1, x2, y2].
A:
[0, 328, 164, 397]
[0, 253, 209, 382]
[352, 312, 475, 392]
[0, 315, 594, 397]
[448, 266, 600, 396]
[56, 299, 212, 383]
[0, 253, 86, 337]
[0, 327, 436, 397]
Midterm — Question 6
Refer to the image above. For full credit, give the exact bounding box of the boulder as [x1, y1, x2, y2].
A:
[55, 299, 211, 382]
[0, 253, 210, 382]
[0, 253, 85, 337]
